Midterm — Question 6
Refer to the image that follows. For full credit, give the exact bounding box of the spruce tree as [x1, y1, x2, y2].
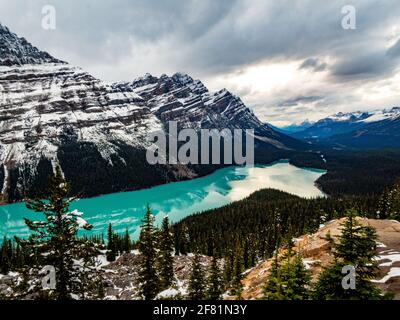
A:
[230, 251, 244, 298]
[263, 240, 311, 300]
[123, 228, 131, 253]
[106, 223, 116, 262]
[263, 249, 285, 300]
[188, 253, 205, 300]
[378, 180, 400, 220]
[0, 237, 12, 274]
[224, 250, 234, 284]
[138, 205, 159, 300]
[206, 256, 224, 300]
[158, 216, 175, 290]
[17, 167, 103, 300]
[280, 255, 311, 300]
[178, 224, 190, 255]
[314, 211, 382, 300]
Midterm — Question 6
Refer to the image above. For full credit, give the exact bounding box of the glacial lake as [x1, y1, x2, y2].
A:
[0, 160, 326, 240]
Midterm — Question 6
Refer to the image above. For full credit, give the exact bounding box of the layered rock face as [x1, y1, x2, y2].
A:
[114, 72, 303, 150]
[0, 24, 64, 66]
[116, 72, 263, 130]
[0, 23, 303, 203]
[0, 24, 178, 202]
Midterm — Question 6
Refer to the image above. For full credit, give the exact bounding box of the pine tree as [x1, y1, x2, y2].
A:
[178, 224, 190, 255]
[263, 239, 311, 301]
[378, 180, 400, 220]
[188, 253, 205, 300]
[138, 205, 159, 300]
[0, 237, 12, 274]
[281, 255, 311, 300]
[106, 224, 116, 262]
[158, 216, 175, 290]
[16, 167, 103, 300]
[206, 256, 224, 300]
[263, 249, 285, 300]
[224, 250, 234, 285]
[230, 251, 244, 299]
[123, 228, 131, 253]
[314, 211, 382, 300]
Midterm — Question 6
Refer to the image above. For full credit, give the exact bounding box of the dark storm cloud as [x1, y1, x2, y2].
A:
[387, 38, 400, 58]
[299, 58, 327, 72]
[278, 96, 324, 107]
[2, 0, 400, 80]
[1, 0, 400, 125]
[332, 37, 400, 79]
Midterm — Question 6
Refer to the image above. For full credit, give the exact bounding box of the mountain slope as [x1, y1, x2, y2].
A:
[0, 24, 64, 66]
[327, 115, 400, 149]
[240, 218, 400, 300]
[114, 72, 306, 151]
[0, 23, 307, 203]
[290, 111, 371, 141]
[290, 108, 400, 149]
[274, 120, 314, 134]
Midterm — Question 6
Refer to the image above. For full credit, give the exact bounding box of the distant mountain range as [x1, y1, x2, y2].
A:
[0, 23, 306, 203]
[272, 120, 314, 134]
[281, 108, 400, 149]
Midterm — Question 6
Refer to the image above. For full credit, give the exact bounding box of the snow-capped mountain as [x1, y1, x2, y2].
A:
[114, 72, 307, 152]
[0, 24, 64, 66]
[290, 108, 400, 149]
[326, 108, 400, 149]
[0, 24, 304, 203]
[115, 73, 268, 132]
[290, 111, 371, 140]
[358, 107, 400, 123]
[274, 120, 314, 134]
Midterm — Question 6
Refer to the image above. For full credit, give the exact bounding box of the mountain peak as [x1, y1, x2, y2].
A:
[325, 111, 370, 123]
[0, 23, 65, 66]
[171, 72, 194, 85]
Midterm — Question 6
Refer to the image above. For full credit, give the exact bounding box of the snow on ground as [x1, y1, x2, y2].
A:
[372, 268, 400, 284]
[375, 252, 400, 267]
[156, 288, 181, 299]
[96, 254, 111, 268]
[303, 259, 320, 270]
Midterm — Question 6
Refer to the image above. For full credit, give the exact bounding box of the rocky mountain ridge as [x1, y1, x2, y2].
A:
[0, 23, 306, 203]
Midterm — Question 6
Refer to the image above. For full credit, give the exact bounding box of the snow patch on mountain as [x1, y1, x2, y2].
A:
[0, 23, 64, 66]
[359, 107, 400, 123]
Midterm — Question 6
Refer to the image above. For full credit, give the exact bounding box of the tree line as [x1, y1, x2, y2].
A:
[1, 168, 400, 300]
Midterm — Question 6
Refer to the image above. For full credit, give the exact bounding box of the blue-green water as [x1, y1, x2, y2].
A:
[0, 161, 326, 240]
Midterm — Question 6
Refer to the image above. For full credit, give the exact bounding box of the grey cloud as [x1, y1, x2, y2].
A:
[278, 96, 324, 107]
[2, 0, 400, 80]
[1, 0, 400, 125]
[332, 51, 391, 78]
[299, 58, 327, 72]
[387, 38, 400, 58]
[332, 38, 400, 80]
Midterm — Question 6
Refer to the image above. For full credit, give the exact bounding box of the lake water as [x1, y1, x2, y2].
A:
[0, 160, 326, 240]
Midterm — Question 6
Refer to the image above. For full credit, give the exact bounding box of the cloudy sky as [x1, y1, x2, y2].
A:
[1, 0, 400, 126]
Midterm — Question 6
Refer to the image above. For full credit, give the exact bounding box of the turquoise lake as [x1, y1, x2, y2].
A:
[0, 160, 326, 240]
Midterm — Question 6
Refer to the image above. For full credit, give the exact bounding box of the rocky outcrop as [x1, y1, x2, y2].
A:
[116, 72, 263, 131]
[239, 218, 400, 300]
[102, 252, 216, 300]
